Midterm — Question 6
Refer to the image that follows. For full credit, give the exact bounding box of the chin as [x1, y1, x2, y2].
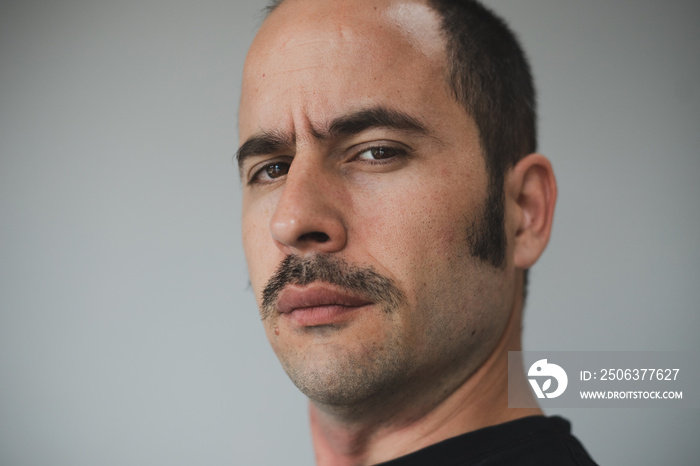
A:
[277, 337, 410, 409]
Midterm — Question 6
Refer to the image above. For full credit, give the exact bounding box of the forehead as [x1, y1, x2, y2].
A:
[239, 0, 453, 139]
[259, 0, 446, 58]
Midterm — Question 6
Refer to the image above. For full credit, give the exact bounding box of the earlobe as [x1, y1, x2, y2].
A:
[509, 153, 557, 269]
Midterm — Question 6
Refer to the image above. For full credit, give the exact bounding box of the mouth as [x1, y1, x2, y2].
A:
[276, 283, 374, 327]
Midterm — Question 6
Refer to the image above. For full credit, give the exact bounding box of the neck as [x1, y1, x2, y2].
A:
[309, 276, 541, 466]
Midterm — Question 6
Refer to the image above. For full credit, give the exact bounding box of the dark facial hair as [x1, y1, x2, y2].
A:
[261, 254, 406, 320]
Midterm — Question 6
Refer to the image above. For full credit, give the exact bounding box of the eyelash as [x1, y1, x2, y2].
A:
[354, 145, 409, 164]
[248, 144, 410, 185]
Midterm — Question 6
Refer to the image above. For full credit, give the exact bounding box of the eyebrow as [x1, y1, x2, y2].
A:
[236, 106, 430, 170]
[327, 106, 429, 139]
[235, 130, 293, 170]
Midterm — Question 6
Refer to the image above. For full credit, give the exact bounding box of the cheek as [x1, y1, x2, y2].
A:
[404, 189, 471, 256]
[241, 201, 279, 299]
[355, 182, 471, 283]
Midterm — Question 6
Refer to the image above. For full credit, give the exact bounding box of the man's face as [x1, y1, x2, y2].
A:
[239, 0, 516, 412]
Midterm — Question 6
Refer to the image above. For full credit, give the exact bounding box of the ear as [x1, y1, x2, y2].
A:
[506, 153, 557, 269]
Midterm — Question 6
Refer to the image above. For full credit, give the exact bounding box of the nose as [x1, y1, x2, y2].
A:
[269, 159, 348, 256]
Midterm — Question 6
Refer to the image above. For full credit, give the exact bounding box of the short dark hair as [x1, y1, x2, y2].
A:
[426, 0, 536, 273]
[260, 0, 536, 279]
[428, 0, 537, 181]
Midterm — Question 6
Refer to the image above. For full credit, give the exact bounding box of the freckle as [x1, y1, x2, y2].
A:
[471, 330, 476, 336]
[274, 327, 280, 335]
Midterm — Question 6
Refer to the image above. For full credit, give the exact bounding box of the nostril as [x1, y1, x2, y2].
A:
[298, 231, 330, 243]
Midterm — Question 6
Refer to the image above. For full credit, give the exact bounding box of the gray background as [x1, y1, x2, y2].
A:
[1, 0, 698, 464]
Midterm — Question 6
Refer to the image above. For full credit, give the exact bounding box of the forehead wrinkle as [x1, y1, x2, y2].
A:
[266, 37, 365, 78]
[238, 109, 327, 164]
[289, 101, 327, 145]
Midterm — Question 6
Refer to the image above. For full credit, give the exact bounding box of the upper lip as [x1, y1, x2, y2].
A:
[276, 283, 373, 314]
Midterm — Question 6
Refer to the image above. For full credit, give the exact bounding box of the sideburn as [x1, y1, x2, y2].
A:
[467, 176, 507, 269]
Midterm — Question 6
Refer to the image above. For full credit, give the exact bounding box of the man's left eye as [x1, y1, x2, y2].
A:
[356, 146, 406, 161]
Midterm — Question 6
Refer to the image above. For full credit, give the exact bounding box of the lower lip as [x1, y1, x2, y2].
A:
[284, 304, 372, 327]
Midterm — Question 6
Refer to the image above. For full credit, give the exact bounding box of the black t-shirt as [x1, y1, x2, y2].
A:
[375, 416, 598, 465]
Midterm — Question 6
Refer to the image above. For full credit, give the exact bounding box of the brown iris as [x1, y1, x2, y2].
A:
[266, 162, 289, 179]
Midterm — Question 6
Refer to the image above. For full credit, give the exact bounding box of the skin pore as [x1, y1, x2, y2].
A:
[238, 0, 556, 464]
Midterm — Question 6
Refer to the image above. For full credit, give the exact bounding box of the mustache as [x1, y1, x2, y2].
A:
[260, 255, 406, 320]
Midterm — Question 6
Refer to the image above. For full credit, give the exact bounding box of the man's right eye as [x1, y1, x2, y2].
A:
[250, 161, 290, 184]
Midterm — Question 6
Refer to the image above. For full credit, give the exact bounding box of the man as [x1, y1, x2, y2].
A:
[237, 0, 597, 464]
